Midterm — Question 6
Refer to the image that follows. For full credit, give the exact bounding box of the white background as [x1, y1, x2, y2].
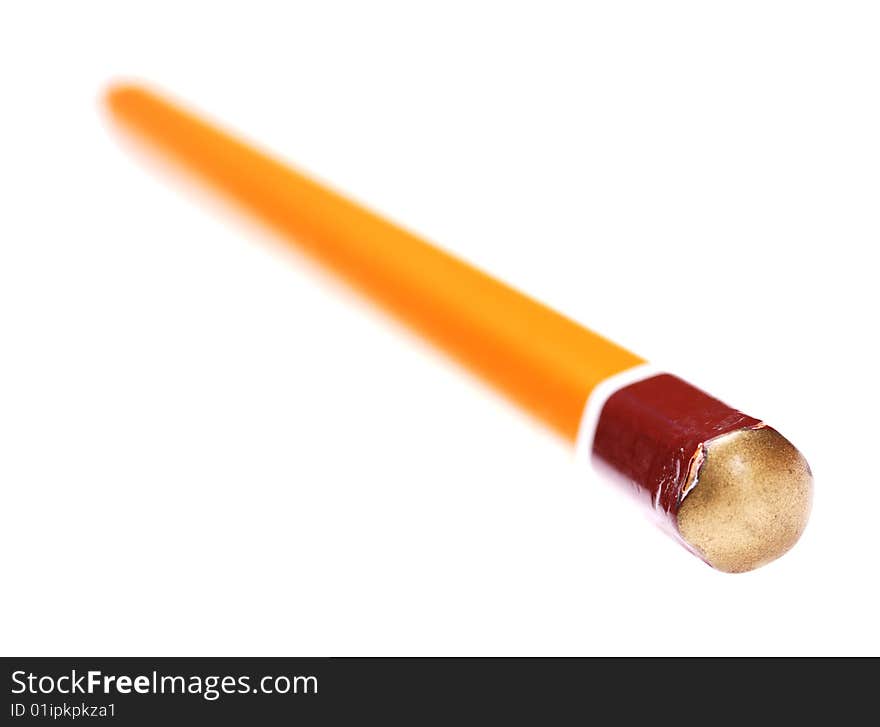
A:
[1, 2, 878, 656]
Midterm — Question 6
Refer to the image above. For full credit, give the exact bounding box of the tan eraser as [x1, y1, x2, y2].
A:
[677, 427, 813, 573]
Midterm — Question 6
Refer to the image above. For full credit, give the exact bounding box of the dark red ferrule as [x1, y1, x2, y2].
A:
[592, 373, 761, 518]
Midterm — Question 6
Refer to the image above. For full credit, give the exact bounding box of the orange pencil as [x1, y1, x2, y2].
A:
[106, 84, 812, 572]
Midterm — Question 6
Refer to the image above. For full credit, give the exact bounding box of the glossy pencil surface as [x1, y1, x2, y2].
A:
[107, 85, 643, 440]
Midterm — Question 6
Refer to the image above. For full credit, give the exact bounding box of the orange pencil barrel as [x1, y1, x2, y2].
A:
[106, 85, 643, 440]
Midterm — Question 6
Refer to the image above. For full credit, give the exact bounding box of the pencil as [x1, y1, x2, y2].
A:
[106, 84, 812, 572]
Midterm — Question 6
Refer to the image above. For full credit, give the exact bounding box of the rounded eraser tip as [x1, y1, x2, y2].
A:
[677, 427, 813, 573]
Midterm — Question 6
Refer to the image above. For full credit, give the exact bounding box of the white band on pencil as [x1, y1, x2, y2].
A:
[573, 362, 660, 471]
